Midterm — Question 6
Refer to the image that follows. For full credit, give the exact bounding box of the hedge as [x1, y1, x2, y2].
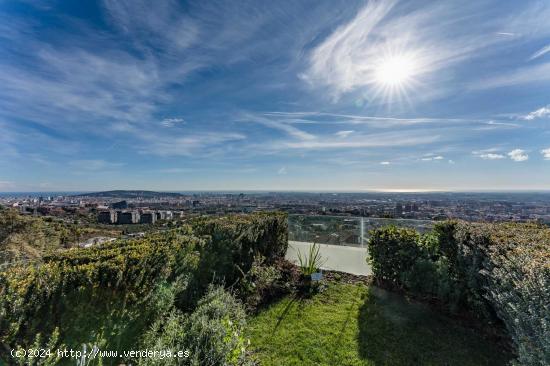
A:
[0, 212, 288, 361]
[187, 212, 288, 294]
[368, 221, 550, 365]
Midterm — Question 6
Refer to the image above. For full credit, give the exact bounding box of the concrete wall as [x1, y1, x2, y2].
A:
[285, 241, 371, 276]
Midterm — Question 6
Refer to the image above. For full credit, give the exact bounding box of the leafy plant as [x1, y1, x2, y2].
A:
[140, 286, 253, 366]
[297, 243, 325, 276]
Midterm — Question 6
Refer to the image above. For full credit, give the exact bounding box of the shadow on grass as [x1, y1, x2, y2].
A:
[357, 286, 512, 366]
[327, 285, 366, 366]
[274, 296, 299, 330]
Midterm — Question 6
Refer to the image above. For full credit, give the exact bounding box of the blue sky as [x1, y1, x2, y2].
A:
[1, 0, 550, 192]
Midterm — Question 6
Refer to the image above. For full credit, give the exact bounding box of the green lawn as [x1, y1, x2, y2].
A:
[246, 283, 512, 366]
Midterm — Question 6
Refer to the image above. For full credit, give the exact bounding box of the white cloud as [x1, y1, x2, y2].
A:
[301, 1, 395, 97]
[263, 111, 483, 128]
[472, 149, 508, 160]
[541, 148, 550, 160]
[103, 0, 199, 50]
[522, 105, 550, 120]
[140, 132, 246, 157]
[380, 161, 390, 165]
[470, 63, 550, 90]
[479, 153, 505, 160]
[529, 44, 550, 61]
[421, 155, 444, 161]
[277, 166, 287, 175]
[485, 120, 520, 127]
[335, 130, 354, 138]
[161, 118, 185, 127]
[279, 130, 440, 150]
[244, 113, 316, 141]
[448, 160, 455, 164]
[302, 1, 513, 100]
[508, 149, 528, 162]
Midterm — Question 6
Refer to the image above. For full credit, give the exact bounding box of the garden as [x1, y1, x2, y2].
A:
[0, 211, 548, 365]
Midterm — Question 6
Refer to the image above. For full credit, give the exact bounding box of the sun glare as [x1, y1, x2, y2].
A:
[374, 54, 418, 87]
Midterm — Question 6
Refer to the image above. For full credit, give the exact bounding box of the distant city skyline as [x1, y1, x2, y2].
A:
[1, 0, 550, 192]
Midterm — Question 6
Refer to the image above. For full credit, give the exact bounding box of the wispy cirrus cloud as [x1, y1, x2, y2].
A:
[469, 63, 550, 90]
[69, 159, 125, 171]
[277, 166, 287, 175]
[421, 155, 444, 161]
[161, 118, 185, 127]
[239, 113, 316, 141]
[335, 130, 354, 138]
[262, 111, 488, 128]
[521, 105, 550, 120]
[301, 1, 514, 101]
[139, 132, 247, 157]
[529, 44, 550, 61]
[279, 130, 440, 150]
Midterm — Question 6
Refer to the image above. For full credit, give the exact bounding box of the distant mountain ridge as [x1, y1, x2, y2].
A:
[72, 190, 184, 198]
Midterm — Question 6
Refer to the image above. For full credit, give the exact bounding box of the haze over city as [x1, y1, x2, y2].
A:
[1, 0, 550, 191]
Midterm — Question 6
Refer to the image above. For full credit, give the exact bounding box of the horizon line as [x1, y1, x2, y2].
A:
[2, 189, 550, 194]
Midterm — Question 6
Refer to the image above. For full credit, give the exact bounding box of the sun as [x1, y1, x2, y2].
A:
[374, 54, 418, 87]
[368, 50, 424, 106]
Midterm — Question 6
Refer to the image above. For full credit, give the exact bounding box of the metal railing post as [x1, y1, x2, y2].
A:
[360, 217, 364, 248]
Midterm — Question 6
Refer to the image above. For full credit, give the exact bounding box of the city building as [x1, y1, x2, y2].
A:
[98, 210, 117, 224]
[117, 211, 140, 224]
[111, 200, 128, 210]
[140, 212, 156, 224]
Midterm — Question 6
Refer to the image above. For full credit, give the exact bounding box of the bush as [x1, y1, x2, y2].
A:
[368, 226, 422, 286]
[0, 212, 288, 363]
[140, 286, 252, 366]
[451, 222, 550, 366]
[238, 255, 282, 310]
[188, 212, 288, 295]
[0, 228, 201, 350]
[368, 221, 550, 365]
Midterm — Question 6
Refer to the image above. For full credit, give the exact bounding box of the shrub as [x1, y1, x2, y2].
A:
[187, 212, 288, 296]
[368, 221, 550, 365]
[238, 255, 286, 311]
[368, 226, 422, 286]
[139, 310, 189, 366]
[451, 222, 550, 366]
[0, 212, 288, 363]
[140, 286, 252, 366]
[12, 328, 64, 366]
[0, 229, 202, 350]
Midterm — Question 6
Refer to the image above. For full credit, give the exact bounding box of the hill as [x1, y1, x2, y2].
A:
[72, 190, 185, 199]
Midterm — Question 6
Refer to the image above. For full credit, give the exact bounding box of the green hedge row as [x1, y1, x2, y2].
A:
[0, 212, 288, 359]
[187, 212, 288, 295]
[368, 221, 550, 365]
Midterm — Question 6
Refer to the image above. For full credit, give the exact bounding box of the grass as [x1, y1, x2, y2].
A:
[246, 283, 513, 366]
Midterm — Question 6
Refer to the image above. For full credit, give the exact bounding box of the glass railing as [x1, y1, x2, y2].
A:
[288, 214, 433, 247]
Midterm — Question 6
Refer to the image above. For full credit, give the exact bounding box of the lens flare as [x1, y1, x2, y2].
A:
[375, 54, 418, 87]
